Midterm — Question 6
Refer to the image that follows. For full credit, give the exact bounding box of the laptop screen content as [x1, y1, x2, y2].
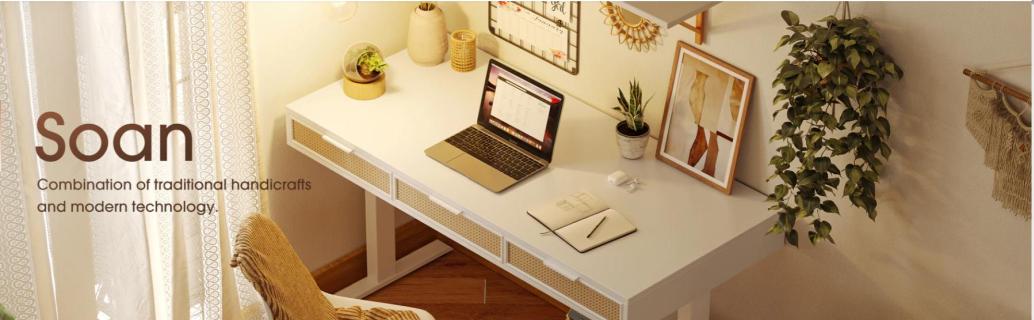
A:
[477, 60, 564, 161]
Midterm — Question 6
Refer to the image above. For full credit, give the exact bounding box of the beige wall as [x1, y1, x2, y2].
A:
[249, 2, 417, 270]
[447, 1, 1031, 319]
[249, 1, 1031, 318]
[713, 3, 1030, 319]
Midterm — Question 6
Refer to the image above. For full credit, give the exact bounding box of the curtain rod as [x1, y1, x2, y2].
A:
[963, 68, 1031, 104]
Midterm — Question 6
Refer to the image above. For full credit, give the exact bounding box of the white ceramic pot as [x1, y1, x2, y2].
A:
[616, 122, 650, 159]
[407, 3, 447, 66]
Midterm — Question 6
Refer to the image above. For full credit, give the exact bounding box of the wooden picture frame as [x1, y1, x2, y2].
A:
[656, 41, 754, 194]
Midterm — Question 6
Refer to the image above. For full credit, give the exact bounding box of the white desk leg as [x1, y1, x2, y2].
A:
[336, 191, 452, 298]
[661, 291, 711, 320]
[365, 191, 397, 282]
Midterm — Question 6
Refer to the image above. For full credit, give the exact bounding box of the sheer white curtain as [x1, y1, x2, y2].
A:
[0, 2, 268, 319]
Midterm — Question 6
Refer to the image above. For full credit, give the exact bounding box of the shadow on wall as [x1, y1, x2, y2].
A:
[266, 112, 366, 269]
[438, 2, 469, 33]
[871, 3, 1031, 318]
[705, 2, 1030, 319]
[712, 245, 909, 320]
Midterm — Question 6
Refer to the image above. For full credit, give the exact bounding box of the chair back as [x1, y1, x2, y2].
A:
[231, 214, 336, 320]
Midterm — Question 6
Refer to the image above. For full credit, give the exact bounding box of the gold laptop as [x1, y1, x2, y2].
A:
[425, 60, 565, 193]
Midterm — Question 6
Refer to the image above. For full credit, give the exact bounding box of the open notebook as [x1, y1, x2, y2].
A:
[527, 191, 637, 253]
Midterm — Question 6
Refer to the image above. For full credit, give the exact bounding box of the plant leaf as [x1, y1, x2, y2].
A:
[884, 62, 897, 75]
[818, 220, 832, 236]
[859, 91, 872, 107]
[820, 200, 839, 214]
[779, 171, 798, 186]
[845, 85, 858, 100]
[814, 157, 832, 172]
[817, 62, 834, 78]
[781, 10, 800, 26]
[775, 184, 789, 199]
[880, 143, 892, 158]
[775, 34, 791, 50]
[848, 49, 861, 68]
[876, 117, 891, 136]
[847, 165, 863, 182]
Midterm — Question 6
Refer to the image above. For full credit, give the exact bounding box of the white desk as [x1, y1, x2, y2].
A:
[286, 50, 779, 320]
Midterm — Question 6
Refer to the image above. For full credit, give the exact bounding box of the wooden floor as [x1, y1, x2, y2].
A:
[366, 250, 567, 320]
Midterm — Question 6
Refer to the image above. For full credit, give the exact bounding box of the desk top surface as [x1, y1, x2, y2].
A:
[288, 50, 776, 299]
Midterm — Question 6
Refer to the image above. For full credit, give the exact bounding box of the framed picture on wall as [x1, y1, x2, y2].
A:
[657, 41, 754, 194]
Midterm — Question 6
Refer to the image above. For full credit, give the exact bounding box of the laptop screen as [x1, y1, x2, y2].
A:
[477, 60, 564, 162]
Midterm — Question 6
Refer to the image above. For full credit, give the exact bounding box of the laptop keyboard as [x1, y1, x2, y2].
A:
[445, 127, 545, 180]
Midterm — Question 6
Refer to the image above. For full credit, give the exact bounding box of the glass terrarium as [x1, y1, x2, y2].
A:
[342, 42, 386, 84]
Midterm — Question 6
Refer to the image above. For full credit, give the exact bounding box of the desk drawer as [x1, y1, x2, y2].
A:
[395, 180, 502, 257]
[507, 243, 621, 320]
[291, 120, 391, 193]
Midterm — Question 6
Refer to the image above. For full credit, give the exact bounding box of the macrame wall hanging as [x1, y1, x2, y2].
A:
[964, 68, 1032, 218]
[600, 2, 662, 52]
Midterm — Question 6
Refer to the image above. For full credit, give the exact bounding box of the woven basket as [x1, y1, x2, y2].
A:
[449, 30, 477, 72]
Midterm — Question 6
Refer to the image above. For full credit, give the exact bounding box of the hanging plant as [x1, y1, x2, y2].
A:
[767, 10, 903, 246]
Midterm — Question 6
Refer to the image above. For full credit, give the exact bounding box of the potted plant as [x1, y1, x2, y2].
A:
[342, 42, 388, 100]
[613, 80, 652, 159]
[767, 10, 903, 246]
[355, 50, 388, 83]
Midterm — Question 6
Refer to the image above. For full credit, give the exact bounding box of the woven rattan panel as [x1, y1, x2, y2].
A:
[292, 121, 390, 193]
[507, 243, 621, 320]
[396, 180, 502, 257]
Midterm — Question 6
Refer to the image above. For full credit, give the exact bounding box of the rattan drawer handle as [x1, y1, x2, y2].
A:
[321, 134, 355, 154]
[543, 258, 580, 281]
[428, 195, 462, 215]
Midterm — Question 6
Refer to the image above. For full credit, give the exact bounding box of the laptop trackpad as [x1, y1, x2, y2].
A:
[448, 154, 516, 192]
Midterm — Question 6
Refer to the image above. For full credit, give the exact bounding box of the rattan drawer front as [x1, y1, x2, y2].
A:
[507, 243, 621, 320]
[292, 121, 391, 193]
[396, 180, 502, 257]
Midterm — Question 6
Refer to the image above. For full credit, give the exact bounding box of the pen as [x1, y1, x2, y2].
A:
[586, 216, 607, 238]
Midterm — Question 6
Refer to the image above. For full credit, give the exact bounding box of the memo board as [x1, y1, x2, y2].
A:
[489, 1, 581, 75]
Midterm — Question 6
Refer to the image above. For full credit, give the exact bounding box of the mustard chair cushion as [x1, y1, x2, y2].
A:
[231, 214, 427, 320]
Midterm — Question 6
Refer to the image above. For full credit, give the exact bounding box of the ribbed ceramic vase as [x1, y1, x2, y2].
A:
[407, 2, 447, 66]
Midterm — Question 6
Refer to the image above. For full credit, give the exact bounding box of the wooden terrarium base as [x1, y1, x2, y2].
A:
[343, 75, 386, 100]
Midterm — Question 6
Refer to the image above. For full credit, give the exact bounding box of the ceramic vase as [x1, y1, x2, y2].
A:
[616, 122, 650, 159]
[407, 3, 447, 66]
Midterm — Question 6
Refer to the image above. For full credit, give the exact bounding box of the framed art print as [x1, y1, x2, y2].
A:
[657, 41, 754, 194]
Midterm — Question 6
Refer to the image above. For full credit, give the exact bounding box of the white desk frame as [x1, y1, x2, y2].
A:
[286, 50, 780, 320]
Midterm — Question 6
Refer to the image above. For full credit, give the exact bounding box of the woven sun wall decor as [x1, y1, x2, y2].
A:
[489, 1, 581, 74]
[600, 2, 663, 52]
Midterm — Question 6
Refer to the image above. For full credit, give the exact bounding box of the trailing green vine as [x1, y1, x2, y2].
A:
[767, 10, 903, 246]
